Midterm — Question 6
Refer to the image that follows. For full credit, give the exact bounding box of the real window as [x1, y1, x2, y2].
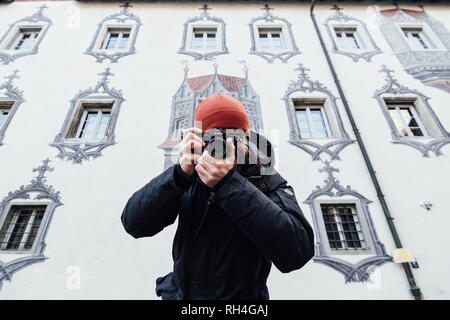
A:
[401, 27, 433, 50]
[294, 101, 331, 139]
[192, 27, 217, 50]
[66, 102, 114, 140]
[8, 27, 42, 51]
[258, 27, 284, 50]
[100, 27, 131, 51]
[385, 101, 429, 137]
[0, 102, 13, 130]
[0, 205, 46, 251]
[321, 203, 365, 250]
[334, 27, 361, 50]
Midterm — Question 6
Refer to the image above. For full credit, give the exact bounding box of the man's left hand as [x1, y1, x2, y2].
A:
[195, 138, 235, 188]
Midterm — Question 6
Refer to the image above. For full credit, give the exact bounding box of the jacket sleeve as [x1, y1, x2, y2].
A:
[214, 169, 315, 273]
[121, 164, 195, 239]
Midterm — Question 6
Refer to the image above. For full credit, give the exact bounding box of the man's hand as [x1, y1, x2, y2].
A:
[195, 138, 235, 188]
[179, 128, 205, 176]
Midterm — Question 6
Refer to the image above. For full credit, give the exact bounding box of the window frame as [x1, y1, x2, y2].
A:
[256, 25, 286, 51]
[0, 201, 51, 255]
[313, 199, 375, 256]
[98, 26, 133, 52]
[396, 23, 445, 52]
[64, 100, 116, 143]
[291, 98, 336, 140]
[0, 101, 13, 131]
[189, 25, 219, 52]
[333, 26, 363, 51]
[2, 25, 43, 52]
[386, 101, 429, 138]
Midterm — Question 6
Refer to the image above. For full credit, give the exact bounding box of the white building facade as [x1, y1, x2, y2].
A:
[0, 0, 449, 300]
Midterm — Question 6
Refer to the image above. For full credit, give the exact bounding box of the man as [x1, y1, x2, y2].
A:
[121, 93, 314, 300]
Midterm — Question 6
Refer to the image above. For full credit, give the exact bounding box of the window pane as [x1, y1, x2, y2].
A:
[272, 34, 283, 49]
[310, 109, 329, 138]
[206, 33, 216, 49]
[192, 33, 203, 49]
[15, 34, 32, 50]
[399, 108, 423, 136]
[24, 209, 45, 250]
[96, 112, 111, 139]
[118, 33, 129, 50]
[388, 108, 408, 137]
[321, 204, 364, 250]
[106, 33, 119, 50]
[79, 112, 98, 139]
[0, 112, 8, 129]
[295, 109, 312, 139]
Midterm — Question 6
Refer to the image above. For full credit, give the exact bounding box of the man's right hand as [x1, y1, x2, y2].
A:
[179, 127, 205, 176]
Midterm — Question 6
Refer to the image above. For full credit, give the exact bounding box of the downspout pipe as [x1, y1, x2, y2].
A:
[309, 0, 423, 300]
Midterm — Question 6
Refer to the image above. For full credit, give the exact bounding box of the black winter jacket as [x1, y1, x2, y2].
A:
[121, 163, 315, 300]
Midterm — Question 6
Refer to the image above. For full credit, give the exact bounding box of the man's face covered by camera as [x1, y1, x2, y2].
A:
[178, 93, 252, 188]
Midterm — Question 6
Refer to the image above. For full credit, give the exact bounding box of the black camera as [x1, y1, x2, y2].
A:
[181, 128, 243, 159]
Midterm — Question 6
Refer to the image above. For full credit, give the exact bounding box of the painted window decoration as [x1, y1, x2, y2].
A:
[321, 204, 366, 251]
[0, 205, 46, 252]
[0, 159, 62, 290]
[159, 63, 263, 170]
[249, 4, 300, 63]
[303, 161, 392, 283]
[324, 6, 381, 62]
[51, 68, 125, 164]
[374, 65, 450, 157]
[0, 70, 24, 147]
[85, 5, 141, 63]
[283, 64, 354, 161]
[0, 5, 52, 65]
[179, 4, 228, 60]
[378, 7, 450, 93]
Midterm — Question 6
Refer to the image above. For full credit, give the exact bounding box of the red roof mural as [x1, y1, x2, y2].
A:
[380, 8, 425, 19]
[187, 74, 246, 92]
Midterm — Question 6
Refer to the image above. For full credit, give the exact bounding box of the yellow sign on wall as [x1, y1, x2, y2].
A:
[393, 248, 415, 263]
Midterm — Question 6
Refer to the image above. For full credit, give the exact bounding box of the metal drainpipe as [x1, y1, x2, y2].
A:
[309, 0, 423, 300]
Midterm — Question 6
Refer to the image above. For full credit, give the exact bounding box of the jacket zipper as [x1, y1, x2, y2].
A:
[187, 190, 215, 297]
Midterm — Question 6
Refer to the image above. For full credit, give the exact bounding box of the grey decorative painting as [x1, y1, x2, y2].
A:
[0, 5, 52, 65]
[378, 8, 450, 93]
[159, 63, 263, 169]
[0, 70, 24, 147]
[373, 65, 450, 157]
[303, 160, 392, 283]
[248, 4, 300, 63]
[50, 68, 125, 164]
[0, 159, 62, 290]
[323, 5, 381, 62]
[178, 4, 229, 60]
[85, 4, 141, 63]
[283, 63, 354, 161]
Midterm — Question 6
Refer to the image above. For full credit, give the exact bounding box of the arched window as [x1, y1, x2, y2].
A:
[249, 4, 300, 63]
[85, 6, 141, 63]
[0, 71, 24, 147]
[0, 159, 62, 289]
[179, 4, 228, 60]
[0, 5, 52, 65]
